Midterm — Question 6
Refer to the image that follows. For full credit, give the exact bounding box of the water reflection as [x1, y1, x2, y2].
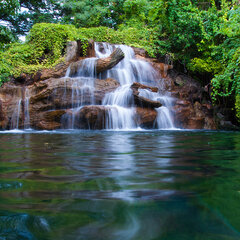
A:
[0, 131, 240, 239]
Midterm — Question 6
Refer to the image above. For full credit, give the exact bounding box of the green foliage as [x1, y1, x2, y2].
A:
[123, 0, 150, 26]
[78, 26, 156, 56]
[0, 0, 20, 17]
[0, 0, 20, 48]
[236, 95, 240, 121]
[0, 26, 18, 50]
[60, 0, 125, 29]
[0, 23, 156, 85]
[0, 23, 88, 84]
[4, 0, 61, 35]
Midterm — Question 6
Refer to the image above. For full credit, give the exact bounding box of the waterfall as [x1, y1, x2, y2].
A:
[10, 88, 31, 130]
[61, 42, 175, 130]
[63, 58, 97, 128]
[138, 89, 175, 129]
[24, 88, 31, 129]
[10, 99, 22, 129]
[95, 42, 175, 130]
[7, 42, 175, 131]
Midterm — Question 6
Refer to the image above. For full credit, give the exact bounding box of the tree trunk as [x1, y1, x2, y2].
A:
[67, 48, 125, 77]
[96, 48, 124, 73]
[131, 82, 162, 108]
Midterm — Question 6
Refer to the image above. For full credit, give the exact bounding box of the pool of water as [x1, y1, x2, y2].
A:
[0, 130, 240, 240]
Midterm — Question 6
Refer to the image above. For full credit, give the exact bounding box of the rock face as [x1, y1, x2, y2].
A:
[134, 53, 218, 129]
[131, 82, 162, 108]
[135, 107, 157, 128]
[68, 48, 125, 77]
[167, 72, 217, 129]
[63, 106, 109, 129]
[0, 77, 120, 130]
[0, 40, 220, 130]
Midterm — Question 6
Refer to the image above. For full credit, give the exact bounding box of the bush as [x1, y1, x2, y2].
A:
[0, 23, 88, 85]
[0, 23, 157, 85]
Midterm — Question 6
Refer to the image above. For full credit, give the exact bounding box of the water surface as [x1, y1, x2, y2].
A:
[0, 130, 240, 240]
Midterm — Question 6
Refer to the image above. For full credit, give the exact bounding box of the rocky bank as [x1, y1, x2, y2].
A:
[0, 40, 223, 130]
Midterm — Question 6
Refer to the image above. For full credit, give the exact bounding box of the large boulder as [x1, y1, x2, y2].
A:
[0, 83, 25, 129]
[135, 107, 157, 128]
[71, 105, 108, 129]
[131, 82, 162, 108]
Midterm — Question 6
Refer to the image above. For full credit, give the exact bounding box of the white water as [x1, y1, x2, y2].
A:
[24, 88, 31, 129]
[95, 42, 175, 130]
[63, 58, 96, 128]
[10, 99, 22, 129]
[62, 42, 175, 130]
[10, 88, 31, 130]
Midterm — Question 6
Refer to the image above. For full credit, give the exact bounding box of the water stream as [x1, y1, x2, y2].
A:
[10, 88, 31, 130]
[63, 42, 175, 130]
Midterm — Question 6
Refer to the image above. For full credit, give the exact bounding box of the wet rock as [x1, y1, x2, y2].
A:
[135, 107, 157, 128]
[71, 106, 109, 129]
[219, 120, 240, 131]
[0, 83, 24, 129]
[174, 106, 194, 128]
[133, 95, 162, 109]
[33, 110, 67, 130]
[66, 39, 96, 62]
[29, 77, 119, 111]
[187, 117, 204, 129]
[204, 117, 217, 130]
[68, 48, 125, 77]
[65, 41, 78, 62]
[131, 82, 162, 108]
[35, 62, 69, 82]
[131, 82, 158, 93]
[152, 63, 173, 78]
[0, 76, 120, 129]
[132, 47, 148, 57]
[62, 106, 158, 130]
[0, 99, 8, 129]
[96, 48, 124, 73]
[175, 100, 191, 107]
[194, 101, 205, 118]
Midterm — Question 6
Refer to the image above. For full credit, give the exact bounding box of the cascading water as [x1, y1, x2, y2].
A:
[10, 99, 22, 129]
[62, 58, 96, 128]
[62, 42, 175, 130]
[138, 89, 175, 129]
[95, 42, 175, 130]
[10, 88, 31, 130]
[23, 88, 31, 129]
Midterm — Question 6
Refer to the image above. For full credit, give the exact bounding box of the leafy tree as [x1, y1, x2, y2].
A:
[0, 0, 20, 49]
[6, 0, 61, 35]
[60, 0, 125, 28]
